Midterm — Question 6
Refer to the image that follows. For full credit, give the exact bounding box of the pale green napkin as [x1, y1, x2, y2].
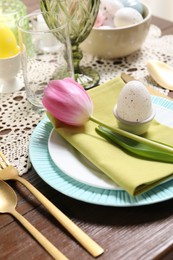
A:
[49, 77, 173, 196]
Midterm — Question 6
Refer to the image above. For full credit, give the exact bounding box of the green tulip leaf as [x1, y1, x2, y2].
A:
[96, 126, 173, 163]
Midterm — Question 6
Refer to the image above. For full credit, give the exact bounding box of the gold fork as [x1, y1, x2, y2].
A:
[0, 151, 104, 258]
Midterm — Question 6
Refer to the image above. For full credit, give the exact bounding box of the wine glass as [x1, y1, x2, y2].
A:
[40, 0, 100, 89]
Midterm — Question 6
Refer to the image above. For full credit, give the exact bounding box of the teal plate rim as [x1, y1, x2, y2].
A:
[29, 96, 173, 207]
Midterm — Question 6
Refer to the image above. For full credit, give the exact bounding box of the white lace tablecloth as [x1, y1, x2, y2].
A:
[1, 25, 173, 175]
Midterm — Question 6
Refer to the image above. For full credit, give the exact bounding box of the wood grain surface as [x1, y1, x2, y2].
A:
[1, 1, 173, 260]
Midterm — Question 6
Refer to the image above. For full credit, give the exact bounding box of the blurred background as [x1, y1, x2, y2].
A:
[142, 0, 173, 22]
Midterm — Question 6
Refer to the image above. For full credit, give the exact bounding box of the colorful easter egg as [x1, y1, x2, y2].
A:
[0, 23, 19, 58]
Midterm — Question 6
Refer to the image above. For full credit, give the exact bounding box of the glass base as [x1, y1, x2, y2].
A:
[52, 66, 100, 90]
[52, 67, 74, 80]
[75, 66, 100, 90]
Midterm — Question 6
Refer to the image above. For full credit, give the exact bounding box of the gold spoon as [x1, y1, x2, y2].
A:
[0, 180, 68, 260]
[147, 60, 173, 91]
[121, 72, 171, 99]
[0, 151, 104, 258]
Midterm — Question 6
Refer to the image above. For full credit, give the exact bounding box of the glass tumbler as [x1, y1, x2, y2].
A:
[0, 0, 27, 42]
[18, 11, 74, 110]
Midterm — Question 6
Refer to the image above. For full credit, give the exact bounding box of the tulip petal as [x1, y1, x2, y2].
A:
[42, 78, 93, 126]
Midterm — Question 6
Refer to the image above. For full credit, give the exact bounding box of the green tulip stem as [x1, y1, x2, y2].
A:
[89, 116, 173, 154]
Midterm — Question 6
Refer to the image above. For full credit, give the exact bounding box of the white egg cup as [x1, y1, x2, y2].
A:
[0, 48, 23, 93]
[113, 105, 156, 135]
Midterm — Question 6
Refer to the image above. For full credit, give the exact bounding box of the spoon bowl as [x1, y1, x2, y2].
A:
[0, 180, 68, 260]
[147, 60, 173, 91]
[0, 181, 17, 213]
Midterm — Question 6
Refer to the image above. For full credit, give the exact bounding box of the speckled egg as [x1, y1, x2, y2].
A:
[100, 0, 124, 15]
[119, 0, 144, 15]
[115, 80, 153, 122]
[105, 0, 124, 16]
[114, 7, 143, 27]
[100, 0, 124, 26]
[94, 10, 105, 27]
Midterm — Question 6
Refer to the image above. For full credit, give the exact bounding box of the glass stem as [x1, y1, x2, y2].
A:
[72, 44, 83, 74]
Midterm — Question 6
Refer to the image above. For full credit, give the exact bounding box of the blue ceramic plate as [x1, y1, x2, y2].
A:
[29, 96, 173, 207]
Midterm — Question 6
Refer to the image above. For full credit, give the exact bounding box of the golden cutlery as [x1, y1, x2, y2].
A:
[121, 72, 172, 99]
[0, 151, 104, 258]
[147, 60, 173, 91]
[0, 180, 68, 260]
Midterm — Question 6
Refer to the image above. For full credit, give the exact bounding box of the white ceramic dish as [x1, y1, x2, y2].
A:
[48, 98, 173, 191]
[29, 96, 173, 207]
[113, 104, 156, 135]
[0, 48, 23, 93]
[48, 129, 121, 190]
[80, 3, 151, 59]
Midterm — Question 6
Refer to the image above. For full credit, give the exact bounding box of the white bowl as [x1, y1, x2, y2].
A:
[80, 3, 151, 59]
[113, 105, 155, 135]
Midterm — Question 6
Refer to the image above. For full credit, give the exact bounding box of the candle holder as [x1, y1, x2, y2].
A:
[0, 49, 23, 93]
[0, 0, 27, 93]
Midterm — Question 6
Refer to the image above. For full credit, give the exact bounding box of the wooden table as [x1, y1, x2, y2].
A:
[1, 1, 173, 259]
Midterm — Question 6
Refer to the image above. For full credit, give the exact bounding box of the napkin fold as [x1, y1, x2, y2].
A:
[49, 77, 173, 196]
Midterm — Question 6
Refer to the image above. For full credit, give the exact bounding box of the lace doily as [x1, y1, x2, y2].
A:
[0, 25, 173, 175]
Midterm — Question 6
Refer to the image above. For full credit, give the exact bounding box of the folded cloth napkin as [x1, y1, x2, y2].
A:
[49, 76, 173, 196]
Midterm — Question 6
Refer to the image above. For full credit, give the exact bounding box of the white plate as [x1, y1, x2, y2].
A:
[48, 97, 173, 190]
[29, 96, 173, 206]
[48, 131, 120, 190]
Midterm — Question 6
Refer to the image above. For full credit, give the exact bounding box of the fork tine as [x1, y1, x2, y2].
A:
[0, 151, 10, 169]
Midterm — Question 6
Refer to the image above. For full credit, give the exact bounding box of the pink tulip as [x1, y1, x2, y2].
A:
[42, 78, 93, 126]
